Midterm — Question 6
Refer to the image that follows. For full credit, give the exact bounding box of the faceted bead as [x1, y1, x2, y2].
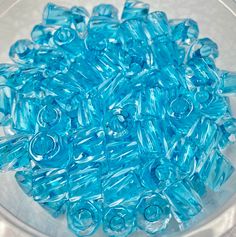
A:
[53, 26, 85, 56]
[31, 24, 56, 45]
[42, 3, 71, 26]
[29, 132, 71, 168]
[164, 180, 203, 223]
[106, 140, 140, 171]
[15, 170, 33, 196]
[190, 173, 206, 197]
[136, 192, 172, 234]
[68, 163, 102, 202]
[9, 39, 35, 65]
[40, 200, 67, 218]
[199, 151, 234, 191]
[170, 19, 199, 45]
[103, 170, 142, 207]
[140, 158, 181, 192]
[0, 134, 30, 171]
[92, 4, 118, 19]
[220, 71, 236, 96]
[145, 11, 171, 40]
[121, 0, 150, 20]
[188, 38, 219, 60]
[67, 200, 101, 237]
[103, 206, 135, 237]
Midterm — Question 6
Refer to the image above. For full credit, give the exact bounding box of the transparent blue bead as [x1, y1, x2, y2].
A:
[31, 24, 56, 45]
[92, 4, 118, 19]
[121, 0, 150, 20]
[37, 104, 71, 134]
[12, 97, 39, 133]
[29, 132, 71, 168]
[106, 141, 139, 171]
[103, 206, 135, 237]
[190, 173, 206, 197]
[72, 127, 105, 165]
[136, 192, 172, 234]
[164, 180, 203, 223]
[188, 38, 219, 60]
[140, 158, 181, 192]
[70, 6, 89, 39]
[103, 170, 142, 207]
[145, 11, 171, 40]
[9, 39, 35, 65]
[54, 26, 85, 56]
[15, 170, 33, 196]
[136, 119, 168, 154]
[67, 200, 101, 237]
[42, 3, 71, 26]
[199, 151, 234, 191]
[32, 168, 67, 203]
[68, 163, 102, 202]
[40, 200, 67, 218]
[169, 19, 199, 45]
[0, 134, 30, 171]
[220, 71, 236, 96]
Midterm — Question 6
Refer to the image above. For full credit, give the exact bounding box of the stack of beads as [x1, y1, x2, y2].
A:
[0, 1, 236, 236]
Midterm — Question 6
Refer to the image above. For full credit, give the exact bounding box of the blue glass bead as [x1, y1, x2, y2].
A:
[190, 173, 206, 197]
[92, 4, 118, 19]
[220, 71, 236, 96]
[54, 27, 85, 56]
[40, 200, 67, 218]
[70, 6, 89, 39]
[42, 3, 71, 26]
[121, 0, 150, 20]
[103, 206, 135, 237]
[31, 24, 56, 45]
[169, 19, 199, 45]
[29, 132, 71, 168]
[164, 180, 203, 223]
[12, 97, 39, 133]
[106, 141, 139, 171]
[15, 170, 33, 196]
[199, 151, 234, 191]
[9, 39, 35, 65]
[136, 192, 172, 234]
[140, 158, 181, 192]
[0, 135, 30, 171]
[67, 200, 101, 237]
[145, 11, 171, 40]
[37, 104, 71, 133]
[188, 38, 219, 60]
[136, 119, 168, 154]
[68, 164, 102, 202]
[103, 170, 142, 207]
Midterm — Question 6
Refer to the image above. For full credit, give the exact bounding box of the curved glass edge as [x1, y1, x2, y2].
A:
[218, 0, 236, 17]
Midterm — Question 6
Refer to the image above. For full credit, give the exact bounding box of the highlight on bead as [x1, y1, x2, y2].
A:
[0, 0, 235, 237]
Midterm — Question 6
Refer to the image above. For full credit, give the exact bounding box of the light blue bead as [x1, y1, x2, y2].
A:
[103, 170, 142, 207]
[54, 27, 85, 56]
[199, 151, 234, 191]
[31, 24, 56, 45]
[121, 0, 150, 20]
[170, 19, 199, 45]
[106, 141, 139, 171]
[15, 170, 33, 196]
[190, 173, 206, 197]
[68, 164, 102, 202]
[164, 180, 203, 223]
[9, 39, 35, 65]
[0, 135, 30, 171]
[188, 38, 219, 60]
[103, 206, 135, 237]
[220, 71, 236, 96]
[92, 4, 118, 19]
[29, 132, 72, 168]
[136, 192, 172, 234]
[40, 200, 67, 218]
[67, 200, 101, 237]
[42, 3, 71, 26]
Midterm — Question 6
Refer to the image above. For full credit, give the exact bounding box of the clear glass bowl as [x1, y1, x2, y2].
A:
[0, 1, 236, 237]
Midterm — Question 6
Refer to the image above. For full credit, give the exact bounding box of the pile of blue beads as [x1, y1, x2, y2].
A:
[0, 1, 236, 236]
